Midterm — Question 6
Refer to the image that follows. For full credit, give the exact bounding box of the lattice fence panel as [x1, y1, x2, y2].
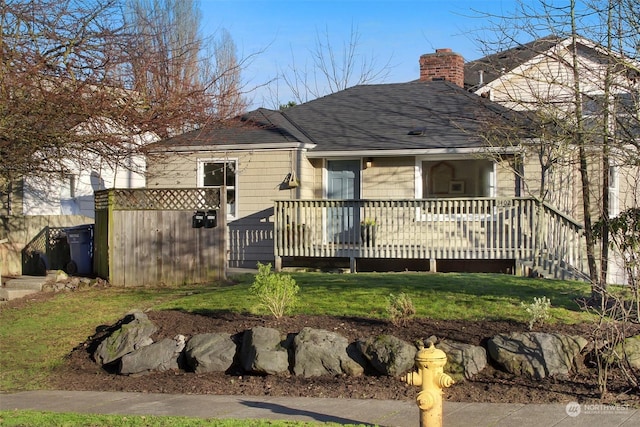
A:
[96, 188, 221, 211]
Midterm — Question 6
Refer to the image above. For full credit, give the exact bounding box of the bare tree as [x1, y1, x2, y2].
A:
[0, 0, 249, 203]
[208, 28, 247, 121]
[272, 24, 393, 105]
[1, 0, 129, 185]
[122, 0, 247, 136]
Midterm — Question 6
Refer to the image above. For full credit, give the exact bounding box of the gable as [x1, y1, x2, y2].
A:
[467, 36, 640, 111]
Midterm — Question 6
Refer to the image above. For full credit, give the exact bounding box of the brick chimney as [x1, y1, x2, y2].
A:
[419, 48, 464, 87]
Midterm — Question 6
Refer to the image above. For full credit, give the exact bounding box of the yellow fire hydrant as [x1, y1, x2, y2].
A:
[402, 341, 454, 427]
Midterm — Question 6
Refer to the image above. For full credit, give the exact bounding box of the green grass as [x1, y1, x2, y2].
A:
[160, 272, 593, 324]
[0, 411, 366, 427]
[0, 272, 594, 394]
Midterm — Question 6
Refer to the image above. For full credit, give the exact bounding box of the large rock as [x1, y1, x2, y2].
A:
[357, 335, 416, 376]
[487, 332, 587, 379]
[614, 335, 640, 369]
[293, 327, 364, 377]
[240, 327, 290, 375]
[184, 333, 236, 373]
[119, 335, 186, 375]
[94, 311, 158, 366]
[439, 340, 487, 379]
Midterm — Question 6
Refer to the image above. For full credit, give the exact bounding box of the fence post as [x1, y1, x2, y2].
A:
[218, 187, 227, 280]
[0, 238, 8, 286]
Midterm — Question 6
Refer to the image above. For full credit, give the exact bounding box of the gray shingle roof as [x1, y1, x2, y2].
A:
[148, 108, 312, 148]
[283, 80, 523, 153]
[151, 80, 527, 154]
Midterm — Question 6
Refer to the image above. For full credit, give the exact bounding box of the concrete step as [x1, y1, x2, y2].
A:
[0, 272, 55, 301]
[3, 276, 48, 290]
[0, 288, 40, 301]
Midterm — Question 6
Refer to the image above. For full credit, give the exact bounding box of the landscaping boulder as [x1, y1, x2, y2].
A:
[487, 332, 587, 379]
[614, 334, 640, 369]
[240, 327, 290, 375]
[293, 327, 364, 377]
[119, 335, 186, 375]
[93, 311, 158, 366]
[184, 332, 236, 373]
[357, 335, 416, 376]
[439, 339, 487, 379]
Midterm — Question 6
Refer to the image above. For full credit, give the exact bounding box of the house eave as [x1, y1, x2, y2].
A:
[306, 146, 523, 158]
[146, 142, 317, 153]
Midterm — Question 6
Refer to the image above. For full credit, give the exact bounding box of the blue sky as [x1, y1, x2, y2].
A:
[199, 0, 527, 108]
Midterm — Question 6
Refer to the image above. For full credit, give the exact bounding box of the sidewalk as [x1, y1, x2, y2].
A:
[1, 390, 638, 426]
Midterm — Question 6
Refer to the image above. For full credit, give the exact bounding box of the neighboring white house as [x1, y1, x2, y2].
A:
[21, 129, 155, 218]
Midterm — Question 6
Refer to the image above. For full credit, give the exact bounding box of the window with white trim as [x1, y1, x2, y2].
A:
[198, 159, 237, 217]
[608, 165, 619, 218]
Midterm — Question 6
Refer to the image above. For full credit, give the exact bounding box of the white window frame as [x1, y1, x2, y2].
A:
[197, 158, 238, 219]
[608, 165, 619, 218]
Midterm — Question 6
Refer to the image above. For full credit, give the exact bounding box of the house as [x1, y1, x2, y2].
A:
[464, 35, 640, 284]
[146, 48, 587, 278]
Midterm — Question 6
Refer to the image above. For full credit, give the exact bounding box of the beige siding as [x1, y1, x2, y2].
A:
[495, 160, 517, 198]
[363, 157, 414, 199]
[619, 165, 640, 212]
[146, 152, 198, 188]
[148, 149, 302, 268]
[307, 158, 324, 199]
[148, 150, 297, 218]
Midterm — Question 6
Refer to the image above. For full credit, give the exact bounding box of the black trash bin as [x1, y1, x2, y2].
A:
[65, 224, 94, 276]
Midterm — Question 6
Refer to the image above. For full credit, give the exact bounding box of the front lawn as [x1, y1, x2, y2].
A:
[0, 272, 593, 393]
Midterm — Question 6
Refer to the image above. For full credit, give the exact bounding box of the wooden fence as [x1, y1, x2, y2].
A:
[94, 188, 226, 287]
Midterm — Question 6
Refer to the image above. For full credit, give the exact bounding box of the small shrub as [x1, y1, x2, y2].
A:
[386, 292, 416, 326]
[249, 262, 299, 319]
[521, 296, 551, 330]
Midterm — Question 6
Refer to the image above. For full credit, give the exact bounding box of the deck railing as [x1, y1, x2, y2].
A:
[537, 202, 587, 280]
[274, 198, 586, 279]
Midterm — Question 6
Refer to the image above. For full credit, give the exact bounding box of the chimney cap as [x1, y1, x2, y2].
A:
[435, 48, 453, 53]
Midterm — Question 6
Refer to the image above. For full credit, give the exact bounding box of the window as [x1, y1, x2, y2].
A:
[199, 159, 237, 217]
[582, 91, 640, 140]
[582, 92, 639, 121]
[608, 165, 619, 218]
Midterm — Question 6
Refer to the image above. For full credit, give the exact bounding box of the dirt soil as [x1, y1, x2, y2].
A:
[41, 304, 640, 406]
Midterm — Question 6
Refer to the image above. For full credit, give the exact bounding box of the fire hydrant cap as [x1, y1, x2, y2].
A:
[416, 342, 447, 362]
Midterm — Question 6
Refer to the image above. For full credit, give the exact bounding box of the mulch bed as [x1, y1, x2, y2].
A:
[45, 308, 640, 406]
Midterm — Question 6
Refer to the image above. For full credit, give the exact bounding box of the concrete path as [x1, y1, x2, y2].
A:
[1, 390, 638, 426]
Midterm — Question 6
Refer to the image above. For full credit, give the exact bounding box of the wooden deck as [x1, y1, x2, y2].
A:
[274, 198, 587, 279]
